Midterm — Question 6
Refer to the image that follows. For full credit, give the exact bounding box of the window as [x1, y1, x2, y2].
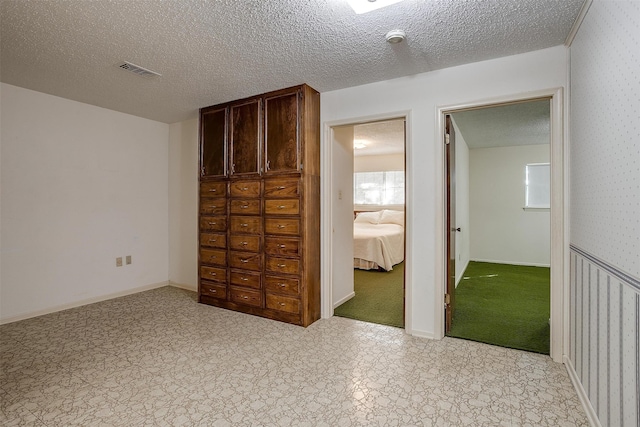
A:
[525, 163, 550, 209]
[354, 171, 405, 205]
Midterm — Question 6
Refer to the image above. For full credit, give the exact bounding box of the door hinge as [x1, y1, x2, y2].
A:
[444, 293, 450, 305]
[445, 134, 450, 145]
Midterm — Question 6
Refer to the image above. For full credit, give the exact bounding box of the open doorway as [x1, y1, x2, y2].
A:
[330, 118, 406, 328]
[444, 99, 552, 354]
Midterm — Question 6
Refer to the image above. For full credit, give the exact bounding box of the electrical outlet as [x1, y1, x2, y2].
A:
[116, 257, 123, 267]
[126, 255, 132, 265]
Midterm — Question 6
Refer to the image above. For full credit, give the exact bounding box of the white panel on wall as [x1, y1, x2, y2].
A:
[598, 269, 609, 422]
[621, 286, 637, 426]
[609, 278, 621, 427]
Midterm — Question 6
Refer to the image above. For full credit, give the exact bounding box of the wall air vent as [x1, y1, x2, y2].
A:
[117, 61, 162, 78]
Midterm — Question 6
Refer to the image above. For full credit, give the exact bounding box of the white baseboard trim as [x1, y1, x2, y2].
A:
[169, 281, 197, 292]
[333, 292, 355, 309]
[455, 258, 470, 287]
[470, 258, 551, 268]
[0, 281, 170, 325]
[563, 355, 601, 427]
[410, 329, 435, 340]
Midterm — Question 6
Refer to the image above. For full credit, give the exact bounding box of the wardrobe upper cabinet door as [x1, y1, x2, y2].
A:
[201, 107, 227, 178]
[264, 90, 300, 174]
[230, 99, 261, 176]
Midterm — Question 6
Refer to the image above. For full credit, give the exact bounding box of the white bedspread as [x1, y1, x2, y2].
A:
[353, 223, 404, 271]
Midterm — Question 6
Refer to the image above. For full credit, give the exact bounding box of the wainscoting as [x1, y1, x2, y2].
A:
[569, 245, 639, 427]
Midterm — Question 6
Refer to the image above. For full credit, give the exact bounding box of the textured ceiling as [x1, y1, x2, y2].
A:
[452, 99, 550, 149]
[0, 0, 585, 123]
[354, 119, 405, 156]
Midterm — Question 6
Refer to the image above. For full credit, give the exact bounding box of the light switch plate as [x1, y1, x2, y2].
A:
[126, 255, 132, 265]
[116, 257, 123, 267]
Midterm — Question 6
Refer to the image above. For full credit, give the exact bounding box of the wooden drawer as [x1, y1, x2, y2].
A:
[200, 266, 226, 282]
[264, 178, 300, 198]
[230, 199, 261, 215]
[200, 249, 227, 267]
[264, 218, 300, 236]
[200, 198, 226, 215]
[200, 281, 226, 299]
[230, 216, 263, 234]
[264, 237, 300, 257]
[230, 180, 261, 197]
[264, 199, 300, 215]
[201, 233, 226, 249]
[265, 276, 300, 296]
[200, 182, 227, 198]
[230, 270, 261, 289]
[229, 251, 262, 271]
[266, 256, 300, 275]
[229, 235, 261, 252]
[200, 216, 227, 232]
[230, 287, 262, 307]
[266, 294, 300, 314]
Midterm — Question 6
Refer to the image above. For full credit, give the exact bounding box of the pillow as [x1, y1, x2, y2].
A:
[354, 211, 382, 224]
[379, 209, 404, 227]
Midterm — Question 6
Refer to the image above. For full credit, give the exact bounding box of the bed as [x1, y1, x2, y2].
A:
[353, 210, 405, 271]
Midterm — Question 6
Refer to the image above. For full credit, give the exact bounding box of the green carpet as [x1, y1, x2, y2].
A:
[447, 261, 550, 354]
[334, 263, 404, 328]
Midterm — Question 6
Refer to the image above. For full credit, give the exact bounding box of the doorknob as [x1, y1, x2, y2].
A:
[451, 227, 461, 232]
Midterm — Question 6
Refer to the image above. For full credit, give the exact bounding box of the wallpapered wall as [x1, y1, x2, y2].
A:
[569, 2, 640, 426]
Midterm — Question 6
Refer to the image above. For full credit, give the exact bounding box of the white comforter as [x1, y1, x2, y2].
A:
[353, 223, 404, 271]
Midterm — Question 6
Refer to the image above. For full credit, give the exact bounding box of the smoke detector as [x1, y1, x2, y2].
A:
[117, 61, 162, 78]
[385, 30, 406, 44]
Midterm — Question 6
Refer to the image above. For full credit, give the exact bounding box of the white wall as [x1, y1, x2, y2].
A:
[451, 118, 470, 285]
[568, 2, 640, 426]
[354, 153, 404, 172]
[322, 45, 568, 338]
[0, 83, 169, 322]
[168, 118, 199, 290]
[331, 125, 355, 307]
[469, 144, 550, 267]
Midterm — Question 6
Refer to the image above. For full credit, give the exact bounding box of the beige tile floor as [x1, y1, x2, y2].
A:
[1, 287, 588, 426]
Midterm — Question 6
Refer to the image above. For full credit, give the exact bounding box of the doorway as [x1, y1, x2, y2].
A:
[441, 94, 563, 357]
[328, 117, 407, 328]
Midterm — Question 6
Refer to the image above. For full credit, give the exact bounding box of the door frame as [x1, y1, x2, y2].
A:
[435, 88, 567, 362]
[321, 110, 413, 333]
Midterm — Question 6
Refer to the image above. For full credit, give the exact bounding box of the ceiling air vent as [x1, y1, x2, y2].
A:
[118, 61, 162, 78]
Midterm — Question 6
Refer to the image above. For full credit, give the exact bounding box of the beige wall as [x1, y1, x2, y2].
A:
[1, 83, 169, 322]
[354, 153, 404, 172]
[168, 118, 199, 290]
[469, 144, 550, 266]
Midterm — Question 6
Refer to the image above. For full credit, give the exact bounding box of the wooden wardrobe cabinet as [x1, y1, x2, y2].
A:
[198, 84, 320, 327]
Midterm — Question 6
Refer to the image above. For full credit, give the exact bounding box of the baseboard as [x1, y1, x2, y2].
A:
[455, 258, 470, 288]
[410, 329, 435, 340]
[333, 291, 355, 309]
[0, 281, 170, 325]
[563, 355, 601, 427]
[470, 258, 551, 268]
[169, 281, 197, 292]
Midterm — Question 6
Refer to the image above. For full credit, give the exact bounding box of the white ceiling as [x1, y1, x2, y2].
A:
[0, 0, 585, 124]
[451, 99, 550, 149]
[353, 119, 405, 156]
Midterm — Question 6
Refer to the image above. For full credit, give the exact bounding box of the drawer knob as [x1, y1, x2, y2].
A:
[209, 189, 217, 192]
[242, 187, 248, 191]
[241, 223, 248, 227]
[209, 272, 216, 276]
[208, 222, 216, 226]
[210, 205, 217, 209]
[241, 259, 249, 263]
[277, 264, 286, 268]
[278, 283, 286, 287]
[241, 277, 248, 281]
[241, 205, 249, 209]
[277, 225, 286, 229]
[279, 244, 286, 248]
[208, 239, 216, 243]
[279, 302, 285, 306]
[242, 296, 249, 300]
[241, 241, 248, 246]
[211, 289, 217, 293]
[277, 205, 286, 209]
